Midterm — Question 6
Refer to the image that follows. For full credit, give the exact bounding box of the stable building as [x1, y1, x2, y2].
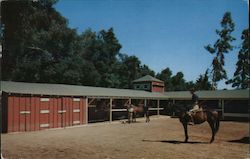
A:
[1, 81, 166, 133]
[1, 80, 249, 133]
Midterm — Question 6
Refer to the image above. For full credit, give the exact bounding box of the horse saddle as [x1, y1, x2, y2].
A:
[188, 108, 203, 120]
[128, 107, 134, 113]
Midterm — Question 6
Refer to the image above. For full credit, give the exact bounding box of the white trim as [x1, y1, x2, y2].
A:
[40, 123, 49, 128]
[88, 105, 96, 108]
[73, 121, 80, 124]
[149, 108, 164, 111]
[73, 98, 80, 102]
[40, 98, 50, 102]
[111, 108, 164, 112]
[224, 113, 249, 118]
[40, 110, 49, 114]
[58, 110, 66, 113]
[73, 109, 80, 113]
[20, 111, 30, 114]
[111, 109, 127, 112]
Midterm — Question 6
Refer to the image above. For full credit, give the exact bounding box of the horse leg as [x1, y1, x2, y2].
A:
[182, 122, 188, 142]
[207, 120, 215, 143]
[215, 117, 220, 134]
[145, 114, 148, 123]
[207, 111, 220, 143]
[146, 113, 150, 123]
[128, 112, 132, 124]
[145, 111, 150, 123]
[147, 111, 150, 122]
[132, 112, 136, 123]
[130, 112, 133, 123]
[128, 112, 130, 123]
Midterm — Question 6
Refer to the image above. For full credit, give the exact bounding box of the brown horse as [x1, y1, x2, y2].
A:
[176, 104, 220, 143]
[125, 104, 150, 123]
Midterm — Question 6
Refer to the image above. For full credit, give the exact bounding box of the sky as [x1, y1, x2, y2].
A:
[54, 0, 248, 90]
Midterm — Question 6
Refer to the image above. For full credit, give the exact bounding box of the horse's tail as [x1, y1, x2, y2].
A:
[207, 110, 220, 134]
[214, 114, 220, 134]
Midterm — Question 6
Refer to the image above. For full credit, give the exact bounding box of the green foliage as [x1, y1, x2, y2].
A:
[13, 48, 55, 83]
[226, 28, 249, 89]
[139, 65, 155, 77]
[2, 0, 73, 81]
[1, 0, 155, 89]
[195, 70, 212, 90]
[115, 54, 155, 88]
[157, 68, 190, 91]
[171, 72, 186, 91]
[205, 12, 235, 89]
[185, 81, 195, 91]
[157, 68, 212, 91]
[156, 67, 173, 91]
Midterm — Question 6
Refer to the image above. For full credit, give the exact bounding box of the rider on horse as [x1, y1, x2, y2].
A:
[188, 88, 201, 125]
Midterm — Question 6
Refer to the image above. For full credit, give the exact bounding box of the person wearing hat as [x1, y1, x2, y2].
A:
[188, 88, 200, 125]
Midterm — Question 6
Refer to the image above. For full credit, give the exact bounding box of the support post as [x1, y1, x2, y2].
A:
[110, 98, 113, 122]
[144, 99, 147, 118]
[221, 99, 224, 120]
[157, 99, 160, 116]
[173, 99, 175, 116]
[85, 97, 88, 124]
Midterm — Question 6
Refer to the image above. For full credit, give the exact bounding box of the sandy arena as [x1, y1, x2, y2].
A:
[1, 116, 249, 159]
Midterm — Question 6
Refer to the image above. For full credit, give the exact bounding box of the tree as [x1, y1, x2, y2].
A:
[171, 72, 186, 91]
[2, 0, 125, 87]
[205, 12, 235, 89]
[185, 81, 196, 91]
[139, 64, 155, 77]
[1, 0, 78, 82]
[226, 28, 249, 89]
[156, 67, 173, 91]
[117, 54, 141, 88]
[195, 70, 212, 90]
[98, 28, 122, 87]
[12, 47, 55, 83]
[79, 28, 122, 87]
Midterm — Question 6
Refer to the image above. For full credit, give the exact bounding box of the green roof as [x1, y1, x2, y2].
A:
[1, 81, 249, 100]
[133, 75, 163, 83]
[164, 90, 249, 99]
[1, 81, 165, 99]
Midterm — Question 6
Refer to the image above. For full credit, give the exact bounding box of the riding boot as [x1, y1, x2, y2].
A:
[188, 120, 194, 125]
[188, 114, 194, 126]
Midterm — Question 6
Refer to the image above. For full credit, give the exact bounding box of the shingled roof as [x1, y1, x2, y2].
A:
[1, 81, 249, 100]
[133, 75, 163, 83]
[1, 81, 166, 99]
[164, 90, 249, 99]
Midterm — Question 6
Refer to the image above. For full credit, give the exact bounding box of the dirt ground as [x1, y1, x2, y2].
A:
[1, 116, 250, 159]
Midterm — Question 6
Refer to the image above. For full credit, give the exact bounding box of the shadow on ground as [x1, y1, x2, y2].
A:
[228, 136, 250, 144]
[142, 139, 209, 144]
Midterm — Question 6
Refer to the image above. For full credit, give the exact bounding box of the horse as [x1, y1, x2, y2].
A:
[174, 104, 220, 143]
[125, 104, 150, 123]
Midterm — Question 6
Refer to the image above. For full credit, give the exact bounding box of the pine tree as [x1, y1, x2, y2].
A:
[205, 12, 235, 89]
[226, 28, 249, 89]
